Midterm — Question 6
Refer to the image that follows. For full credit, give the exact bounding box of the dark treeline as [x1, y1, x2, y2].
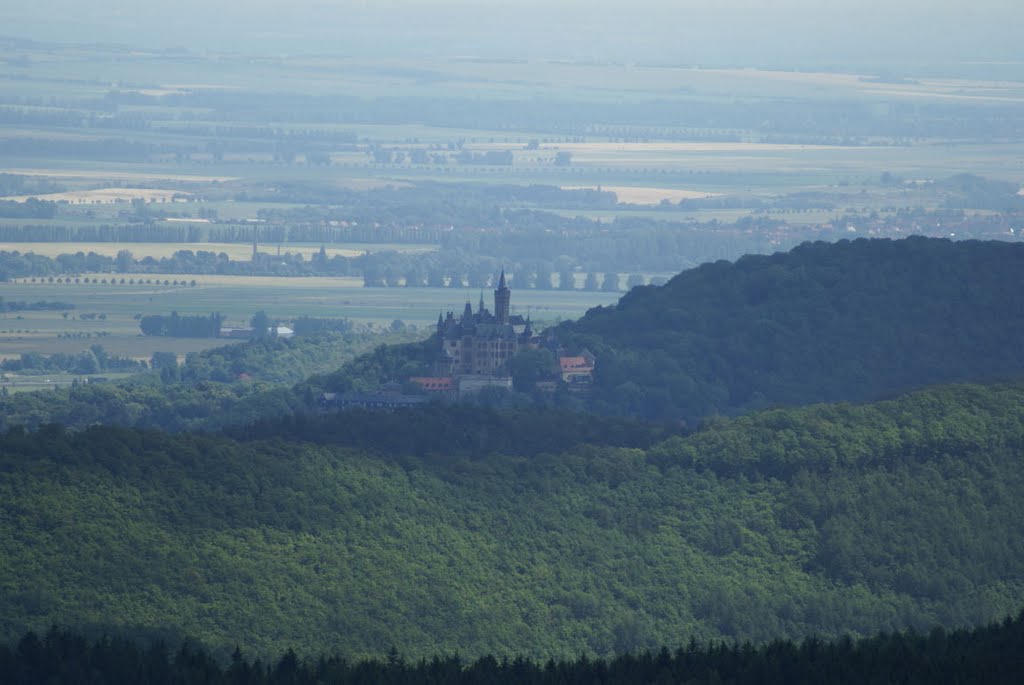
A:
[290, 317, 355, 336]
[4, 613, 1024, 685]
[0, 136, 181, 162]
[1, 344, 144, 375]
[0, 173, 65, 197]
[1, 212, 1019, 285]
[0, 223, 207, 244]
[139, 312, 224, 338]
[2, 176, 1022, 280]
[0, 298, 73, 312]
[0, 198, 57, 219]
[246, 181, 616, 224]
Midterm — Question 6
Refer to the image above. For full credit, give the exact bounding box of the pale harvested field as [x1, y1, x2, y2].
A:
[0, 188, 191, 203]
[562, 185, 720, 204]
[546, 142, 862, 153]
[859, 88, 1024, 104]
[696, 67, 864, 88]
[133, 88, 190, 97]
[163, 83, 244, 91]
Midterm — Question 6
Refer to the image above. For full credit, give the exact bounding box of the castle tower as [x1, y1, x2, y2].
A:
[494, 268, 511, 325]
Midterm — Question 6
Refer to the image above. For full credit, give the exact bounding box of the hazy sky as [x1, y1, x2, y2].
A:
[4, 1, 1021, 69]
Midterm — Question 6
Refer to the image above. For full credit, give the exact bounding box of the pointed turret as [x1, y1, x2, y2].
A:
[494, 268, 511, 324]
[437, 312, 444, 334]
[462, 301, 473, 321]
[478, 291, 485, 314]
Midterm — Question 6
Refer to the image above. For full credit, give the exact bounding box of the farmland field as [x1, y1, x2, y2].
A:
[0, 278, 619, 361]
[0, 188, 191, 203]
[0, 38, 1021, 377]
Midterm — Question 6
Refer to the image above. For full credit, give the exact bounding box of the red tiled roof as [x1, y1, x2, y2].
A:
[559, 356, 593, 372]
[410, 377, 454, 391]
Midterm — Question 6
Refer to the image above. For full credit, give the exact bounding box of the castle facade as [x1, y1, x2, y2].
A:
[435, 270, 535, 377]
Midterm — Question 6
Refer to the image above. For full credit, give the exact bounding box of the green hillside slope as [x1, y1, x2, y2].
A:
[2, 382, 1024, 658]
[557, 237, 1024, 421]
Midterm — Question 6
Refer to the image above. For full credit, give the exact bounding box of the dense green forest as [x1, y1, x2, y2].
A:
[5, 613, 1024, 684]
[557, 236, 1024, 422]
[2, 381, 1023, 658]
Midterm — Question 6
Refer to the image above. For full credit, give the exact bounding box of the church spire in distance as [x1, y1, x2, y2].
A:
[494, 267, 511, 325]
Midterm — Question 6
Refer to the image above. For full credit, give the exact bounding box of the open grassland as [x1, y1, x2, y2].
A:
[0, 278, 617, 360]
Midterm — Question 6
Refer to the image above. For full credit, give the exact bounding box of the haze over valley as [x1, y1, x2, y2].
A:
[1, 1, 1024, 681]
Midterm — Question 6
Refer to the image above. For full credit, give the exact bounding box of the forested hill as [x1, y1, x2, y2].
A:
[2, 380, 1024, 658]
[557, 237, 1024, 422]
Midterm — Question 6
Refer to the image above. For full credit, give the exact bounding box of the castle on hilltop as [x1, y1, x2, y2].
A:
[433, 269, 536, 377]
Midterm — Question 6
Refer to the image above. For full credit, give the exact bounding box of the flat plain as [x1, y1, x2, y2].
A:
[0, 277, 619, 361]
[2, 40, 1022, 372]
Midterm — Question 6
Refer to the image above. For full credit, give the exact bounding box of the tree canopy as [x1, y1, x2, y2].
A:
[557, 237, 1024, 422]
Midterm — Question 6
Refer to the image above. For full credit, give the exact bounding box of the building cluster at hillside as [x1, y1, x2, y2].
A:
[321, 270, 594, 410]
[410, 269, 594, 399]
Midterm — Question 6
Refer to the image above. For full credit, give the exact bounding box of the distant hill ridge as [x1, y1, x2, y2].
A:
[557, 236, 1024, 421]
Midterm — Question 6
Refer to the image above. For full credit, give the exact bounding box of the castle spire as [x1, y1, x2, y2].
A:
[478, 290, 485, 314]
[494, 268, 511, 325]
